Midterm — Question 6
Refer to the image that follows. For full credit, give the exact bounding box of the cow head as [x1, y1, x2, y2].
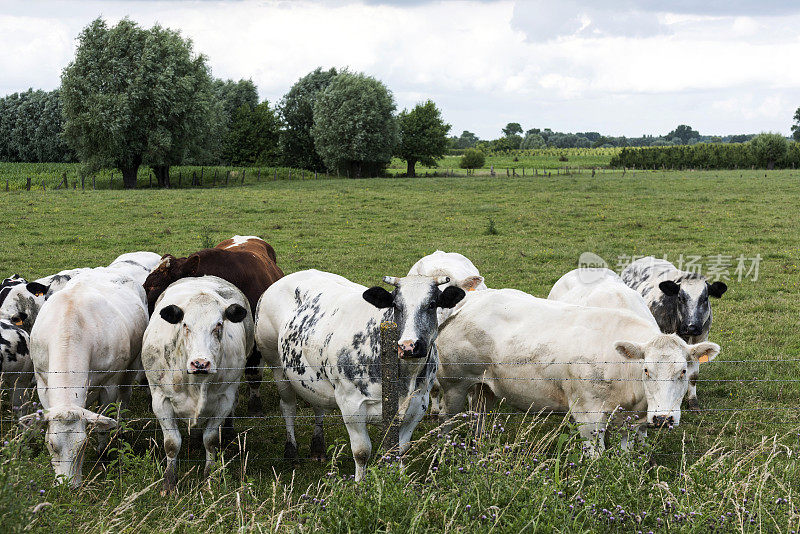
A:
[0, 276, 49, 332]
[159, 297, 248, 375]
[362, 275, 466, 360]
[657, 275, 727, 340]
[143, 254, 201, 314]
[615, 334, 720, 428]
[20, 406, 116, 488]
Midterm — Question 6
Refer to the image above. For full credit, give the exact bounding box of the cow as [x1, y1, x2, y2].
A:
[548, 268, 656, 326]
[19, 269, 148, 487]
[435, 289, 720, 456]
[0, 251, 159, 334]
[143, 235, 284, 415]
[621, 257, 728, 410]
[141, 276, 253, 494]
[407, 250, 488, 415]
[254, 270, 465, 481]
[0, 320, 33, 415]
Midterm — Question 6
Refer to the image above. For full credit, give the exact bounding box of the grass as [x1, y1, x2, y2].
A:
[0, 168, 799, 532]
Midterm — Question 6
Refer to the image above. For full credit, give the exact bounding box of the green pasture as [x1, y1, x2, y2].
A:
[0, 168, 798, 532]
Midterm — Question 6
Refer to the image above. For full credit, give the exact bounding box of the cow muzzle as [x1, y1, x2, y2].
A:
[679, 323, 703, 337]
[649, 414, 676, 429]
[397, 340, 426, 359]
[188, 358, 212, 374]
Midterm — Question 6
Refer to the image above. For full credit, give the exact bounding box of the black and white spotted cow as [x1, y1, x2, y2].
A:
[0, 269, 88, 332]
[621, 256, 727, 409]
[254, 269, 465, 481]
[0, 320, 34, 415]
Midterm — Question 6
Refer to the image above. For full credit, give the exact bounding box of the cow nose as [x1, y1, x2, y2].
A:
[189, 359, 211, 373]
[651, 415, 675, 428]
[683, 323, 702, 336]
[398, 340, 415, 358]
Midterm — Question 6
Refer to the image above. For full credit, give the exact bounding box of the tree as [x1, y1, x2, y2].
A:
[502, 122, 523, 137]
[0, 89, 75, 163]
[792, 107, 800, 142]
[459, 148, 485, 174]
[521, 132, 545, 149]
[396, 100, 450, 177]
[667, 124, 700, 144]
[279, 67, 337, 170]
[454, 130, 479, 149]
[312, 70, 398, 177]
[61, 18, 213, 188]
[223, 101, 280, 165]
[749, 132, 789, 169]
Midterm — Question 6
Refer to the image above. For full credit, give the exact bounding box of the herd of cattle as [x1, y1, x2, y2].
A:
[0, 236, 728, 491]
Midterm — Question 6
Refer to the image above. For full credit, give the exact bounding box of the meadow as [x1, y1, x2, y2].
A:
[0, 168, 799, 532]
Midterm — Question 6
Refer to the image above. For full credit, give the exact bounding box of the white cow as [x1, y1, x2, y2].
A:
[141, 276, 252, 493]
[547, 268, 657, 326]
[407, 251, 489, 414]
[107, 251, 162, 286]
[255, 269, 465, 481]
[436, 289, 720, 455]
[0, 320, 33, 415]
[20, 269, 148, 487]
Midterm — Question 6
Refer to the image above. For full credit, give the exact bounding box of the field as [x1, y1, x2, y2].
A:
[1, 168, 799, 532]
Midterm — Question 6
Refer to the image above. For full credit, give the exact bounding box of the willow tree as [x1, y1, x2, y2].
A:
[396, 100, 450, 177]
[61, 18, 213, 188]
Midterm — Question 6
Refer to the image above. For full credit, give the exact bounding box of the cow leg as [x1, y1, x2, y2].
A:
[429, 379, 442, 416]
[309, 407, 327, 462]
[620, 424, 647, 452]
[439, 382, 471, 432]
[153, 390, 181, 494]
[244, 347, 264, 416]
[202, 415, 226, 478]
[340, 402, 371, 482]
[685, 360, 701, 411]
[575, 408, 608, 458]
[276, 368, 299, 461]
[398, 392, 428, 456]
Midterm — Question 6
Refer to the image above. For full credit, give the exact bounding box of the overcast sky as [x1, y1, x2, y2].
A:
[2, 0, 799, 138]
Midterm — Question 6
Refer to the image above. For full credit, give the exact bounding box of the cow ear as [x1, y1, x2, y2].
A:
[708, 281, 727, 298]
[160, 304, 184, 324]
[26, 282, 49, 297]
[438, 286, 466, 309]
[659, 280, 680, 296]
[19, 412, 45, 428]
[158, 254, 175, 269]
[82, 409, 117, 431]
[181, 255, 200, 276]
[460, 276, 484, 292]
[689, 342, 720, 364]
[363, 287, 394, 309]
[224, 303, 248, 323]
[615, 340, 645, 360]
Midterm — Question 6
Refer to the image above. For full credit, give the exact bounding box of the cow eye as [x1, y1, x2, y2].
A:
[681, 369, 686, 377]
[643, 368, 650, 377]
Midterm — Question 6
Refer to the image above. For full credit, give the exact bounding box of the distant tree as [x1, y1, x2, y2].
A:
[667, 124, 700, 144]
[223, 101, 280, 165]
[0, 89, 75, 162]
[396, 100, 450, 177]
[214, 79, 258, 124]
[459, 148, 485, 174]
[490, 135, 521, 151]
[792, 107, 800, 142]
[61, 18, 213, 188]
[279, 67, 338, 170]
[729, 134, 753, 143]
[749, 132, 789, 169]
[525, 128, 541, 136]
[312, 70, 398, 177]
[502, 122, 523, 137]
[521, 132, 545, 149]
[454, 130, 479, 149]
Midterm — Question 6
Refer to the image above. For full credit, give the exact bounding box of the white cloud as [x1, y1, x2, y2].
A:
[0, 0, 799, 138]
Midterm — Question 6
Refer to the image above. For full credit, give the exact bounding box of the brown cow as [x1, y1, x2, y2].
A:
[144, 235, 284, 415]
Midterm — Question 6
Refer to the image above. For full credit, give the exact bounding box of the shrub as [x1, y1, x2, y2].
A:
[459, 149, 485, 174]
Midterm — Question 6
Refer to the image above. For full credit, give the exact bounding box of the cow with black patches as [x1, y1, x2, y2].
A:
[621, 257, 728, 409]
[0, 320, 34, 415]
[0, 269, 88, 333]
[255, 270, 465, 481]
[19, 269, 148, 488]
[141, 276, 252, 494]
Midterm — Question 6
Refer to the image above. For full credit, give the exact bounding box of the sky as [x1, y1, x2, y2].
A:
[1, 0, 799, 139]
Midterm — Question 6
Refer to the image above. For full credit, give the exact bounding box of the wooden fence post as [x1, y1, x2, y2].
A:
[5, 179, 8, 191]
[380, 321, 400, 454]
[225, 171, 229, 186]
[274, 169, 278, 181]
[92, 176, 96, 190]
[257, 169, 261, 182]
[315, 170, 317, 180]
[26, 177, 31, 191]
[178, 171, 182, 187]
[241, 169, 246, 185]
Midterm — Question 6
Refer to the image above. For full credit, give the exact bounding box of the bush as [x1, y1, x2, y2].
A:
[609, 140, 800, 170]
[749, 133, 789, 169]
[459, 149, 485, 173]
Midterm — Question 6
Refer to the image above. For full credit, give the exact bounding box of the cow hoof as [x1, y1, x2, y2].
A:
[247, 397, 264, 417]
[310, 435, 327, 462]
[686, 399, 701, 412]
[284, 441, 299, 463]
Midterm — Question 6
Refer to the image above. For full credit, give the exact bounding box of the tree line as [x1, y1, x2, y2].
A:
[609, 133, 800, 170]
[0, 18, 450, 187]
